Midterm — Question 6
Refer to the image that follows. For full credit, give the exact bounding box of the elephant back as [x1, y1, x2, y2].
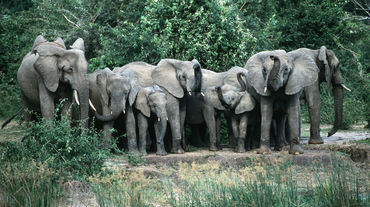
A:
[223, 66, 248, 90]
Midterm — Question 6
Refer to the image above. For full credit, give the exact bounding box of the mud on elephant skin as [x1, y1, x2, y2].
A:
[135, 85, 168, 156]
[17, 35, 89, 127]
[245, 50, 319, 155]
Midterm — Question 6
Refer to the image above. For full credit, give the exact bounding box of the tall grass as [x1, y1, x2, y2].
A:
[0, 161, 63, 207]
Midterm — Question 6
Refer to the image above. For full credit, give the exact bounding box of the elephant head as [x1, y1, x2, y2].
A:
[90, 68, 131, 122]
[318, 46, 347, 136]
[151, 59, 201, 98]
[135, 85, 168, 145]
[246, 50, 319, 96]
[32, 35, 89, 124]
[215, 73, 255, 115]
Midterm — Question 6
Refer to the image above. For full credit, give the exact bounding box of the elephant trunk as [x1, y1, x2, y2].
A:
[328, 86, 343, 137]
[192, 63, 202, 92]
[216, 86, 229, 110]
[77, 79, 89, 128]
[94, 104, 122, 122]
[237, 72, 247, 91]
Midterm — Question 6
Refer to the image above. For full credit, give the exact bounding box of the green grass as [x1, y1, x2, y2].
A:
[350, 138, 370, 145]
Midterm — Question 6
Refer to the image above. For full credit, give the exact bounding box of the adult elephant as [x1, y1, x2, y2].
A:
[291, 46, 350, 144]
[88, 68, 132, 144]
[114, 60, 200, 154]
[245, 50, 319, 154]
[17, 35, 89, 127]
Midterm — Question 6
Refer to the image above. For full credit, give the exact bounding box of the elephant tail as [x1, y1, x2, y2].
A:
[1, 107, 23, 129]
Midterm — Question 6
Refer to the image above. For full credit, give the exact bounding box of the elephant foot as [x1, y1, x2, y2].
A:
[273, 145, 283, 151]
[235, 145, 246, 153]
[209, 144, 219, 151]
[256, 145, 272, 154]
[308, 137, 324, 144]
[156, 150, 167, 156]
[171, 147, 184, 154]
[139, 149, 147, 156]
[289, 144, 304, 155]
[128, 148, 140, 155]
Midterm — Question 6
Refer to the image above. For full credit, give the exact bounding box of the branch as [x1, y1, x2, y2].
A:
[61, 13, 81, 29]
[332, 35, 359, 56]
[351, 0, 370, 17]
[239, 1, 247, 11]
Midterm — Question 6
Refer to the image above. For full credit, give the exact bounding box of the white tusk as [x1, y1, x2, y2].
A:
[166, 117, 168, 121]
[201, 92, 205, 96]
[264, 87, 267, 93]
[341, 84, 351, 92]
[74, 90, 80, 105]
[123, 110, 125, 114]
[89, 99, 97, 112]
[110, 111, 113, 115]
[158, 117, 160, 122]
[188, 91, 192, 96]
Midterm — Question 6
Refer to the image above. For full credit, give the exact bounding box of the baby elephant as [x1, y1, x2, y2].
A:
[135, 85, 168, 155]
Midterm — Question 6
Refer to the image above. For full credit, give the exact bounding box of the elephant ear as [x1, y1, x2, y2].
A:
[152, 59, 184, 98]
[235, 92, 255, 114]
[135, 88, 151, 117]
[285, 51, 319, 95]
[70, 38, 85, 52]
[128, 72, 141, 106]
[204, 87, 225, 111]
[245, 52, 272, 96]
[54, 37, 66, 49]
[33, 45, 67, 92]
[319, 46, 333, 91]
[96, 68, 111, 106]
[32, 35, 47, 50]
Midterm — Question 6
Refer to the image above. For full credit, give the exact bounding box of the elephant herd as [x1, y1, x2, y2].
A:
[10, 35, 351, 156]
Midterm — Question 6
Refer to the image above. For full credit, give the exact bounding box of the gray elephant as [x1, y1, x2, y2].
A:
[290, 46, 349, 144]
[245, 50, 319, 154]
[17, 35, 89, 127]
[114, 60, 198, 154]
[135, 85, 168, 155]
[187, 66, 250, 151]
[88, 68, 132, 144]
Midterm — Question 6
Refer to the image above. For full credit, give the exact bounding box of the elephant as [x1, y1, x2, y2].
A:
[114, 60, 200, 154]
[88, 68, 131, 144]
[203, 69, 256, 152]
[134, 85, 168, 155]
[17, 35, 89, 127]
[186, 66, 251, 151]
[290, 46, 349, 144]
[245, 50, 319, 154]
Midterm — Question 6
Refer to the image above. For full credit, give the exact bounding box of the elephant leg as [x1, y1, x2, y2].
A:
[38, 80, 55, 120]
[180, 99, 187, 149]
[305, 83, 323, 144]
[231, 116, 239, 143]
[274, 114, 286, 151]
[226, 112, 236, 147]
[216, 114, 222, 149]
[203, 106, 218, 151]
[166, 94, 184, 154]
[236, 115, 247, 153]
[258, 97, 273, 154]
[125, 105, 139, 154]
[137, 113, 148, 155]
[154, 120, 167, 156]
[103, 121, 114, 148]
[60, 99, 73, 122]
[288, 95, 304, 155]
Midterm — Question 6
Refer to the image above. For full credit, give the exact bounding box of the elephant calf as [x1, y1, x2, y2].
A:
[134, 85, 168, 155]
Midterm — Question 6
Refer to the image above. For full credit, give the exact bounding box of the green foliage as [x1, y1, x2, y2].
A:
[0, 161, 63, 207]
[125, 152, 146, 166]
[0, 112, 109, 179]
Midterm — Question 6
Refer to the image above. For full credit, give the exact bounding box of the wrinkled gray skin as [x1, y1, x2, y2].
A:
[245, 50, 319, 155]
[135, 86, 168, 155]
[188, 66, 250, 151]
[88, 68, 131, 144]
[291, 46, 346, 144]
[114, 60, 199, 154]
[204, 70, 256, 152]
[17, 35, 89, 127]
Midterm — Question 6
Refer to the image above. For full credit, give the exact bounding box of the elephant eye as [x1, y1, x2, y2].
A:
[63, 66, 73, 72]
[284, 67, 289, 73]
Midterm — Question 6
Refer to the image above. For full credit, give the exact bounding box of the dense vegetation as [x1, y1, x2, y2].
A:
[0, 0, 368, 127]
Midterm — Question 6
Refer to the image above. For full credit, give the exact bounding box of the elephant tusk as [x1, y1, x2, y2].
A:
[74, 90, 80, 105]
[123, 110, 125, 114]
[166, 117, 168, 121]
[201, 92, 205, 96]
[89, 99, 97, 112]
[188, 91, 192, 96]
[158, 117, 160, 122]
[341, 84, 351, 92]
[110, 111, 113, 115]
[264, 87, 267, 93]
